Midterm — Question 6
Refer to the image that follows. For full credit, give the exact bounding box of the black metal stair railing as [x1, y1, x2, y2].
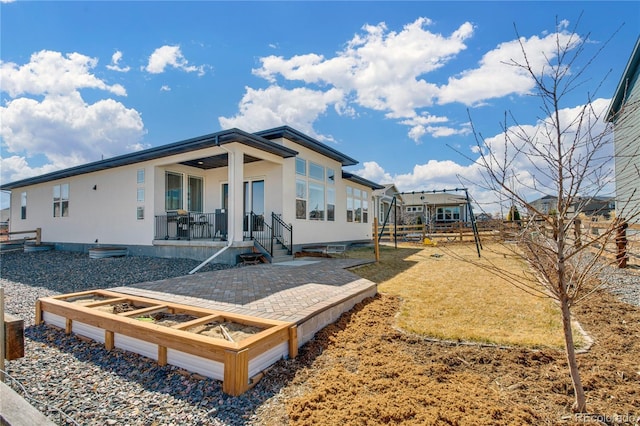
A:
[248, 212, 273, 255]
[271, 212, 292, 255]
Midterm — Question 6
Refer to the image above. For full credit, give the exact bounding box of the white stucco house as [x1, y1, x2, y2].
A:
[0, 126, 383, 264]
[606, 36, 640, 224]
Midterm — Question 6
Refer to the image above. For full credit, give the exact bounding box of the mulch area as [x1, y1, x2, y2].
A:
[253, 288, 639, 425]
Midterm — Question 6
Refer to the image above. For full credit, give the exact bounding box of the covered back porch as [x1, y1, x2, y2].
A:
[150, 134, 298, 260]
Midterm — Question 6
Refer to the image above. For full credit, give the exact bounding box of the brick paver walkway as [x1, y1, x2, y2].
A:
[110, 258, 377, 324]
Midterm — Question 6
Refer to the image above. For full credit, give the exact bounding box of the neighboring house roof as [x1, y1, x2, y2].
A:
[372, 183, 402, 201]
[401, 192, 467, 206]
[529, 194, 557, 203]
[0, 126, 361, 191]
[606, 36, 640, 122]
[342, 171, 385, 190]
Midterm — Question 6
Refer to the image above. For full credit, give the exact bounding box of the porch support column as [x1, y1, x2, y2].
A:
[227, 146, 244, 243]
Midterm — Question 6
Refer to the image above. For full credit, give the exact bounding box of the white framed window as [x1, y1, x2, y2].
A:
[363, 191, 369, 223]
[53, 183, 69, 217]
[327, 168, 335, 184]
[327, 187, 335, 221]
[188, 175, 203, 212]
[309, 182, 325, 220]
[137, 169, 145, 184]
[346, 187, 353, 222]
[137, 206, 145, 220]
[137, 188, 145, 203]
[20, 192, 27, 220]
[309, 162, 324, 181]
[296, 179, 307, 219]
[295, 160, 332, 221]
[165, 172, 183, 211]
[296, 158, 306, 176]
[436, 206, 460, 222]
[346, 186, 368, 223]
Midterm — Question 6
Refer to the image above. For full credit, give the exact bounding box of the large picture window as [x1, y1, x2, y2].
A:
[53, 183, 69, 217]
[165, 172, 183, 211]
[295, 158, 333, 222]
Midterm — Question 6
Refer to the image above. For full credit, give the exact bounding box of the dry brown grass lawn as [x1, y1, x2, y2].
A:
[349, 242, 583, 349]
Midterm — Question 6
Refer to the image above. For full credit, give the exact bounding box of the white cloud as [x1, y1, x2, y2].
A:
[355, 161, 394, 184]
[106, 50, 130, 72]
[160, 85, 171, 92]
[437, 31, 581, 105]
[0, 50, 147, 185]
[0, 155, 62, 184]
[145, 45, 206, 76]
[228, 18, 588, 144]
[229, 18, 474, 142]
[1, 50, 126, 97]
[219, 85, 344, 140]
[352, 98, 613, 215]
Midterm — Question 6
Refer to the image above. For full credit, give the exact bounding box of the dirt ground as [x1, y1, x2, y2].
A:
[254, 275, 639, 425]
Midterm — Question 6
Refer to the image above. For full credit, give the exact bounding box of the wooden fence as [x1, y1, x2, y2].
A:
[0, 228, 42, 250]
[375, 219, 639, 268]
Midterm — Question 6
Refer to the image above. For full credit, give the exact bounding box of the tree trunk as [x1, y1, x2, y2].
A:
[560, 296, 587, 412]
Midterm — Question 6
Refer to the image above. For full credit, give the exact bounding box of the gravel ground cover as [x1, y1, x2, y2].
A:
[0, 250, 283, 426]
[1, 248, 638, 425]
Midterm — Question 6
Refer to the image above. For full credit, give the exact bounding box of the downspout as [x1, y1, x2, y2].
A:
[189, 136, 234, 274]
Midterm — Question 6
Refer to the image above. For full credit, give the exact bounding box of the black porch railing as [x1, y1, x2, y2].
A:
[154, 211, 227, 241]
[155, 210, 292, 257]
[246, 212, 293, 256]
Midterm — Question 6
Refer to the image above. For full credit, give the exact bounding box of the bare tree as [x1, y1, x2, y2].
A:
[460, 19, 638, 413]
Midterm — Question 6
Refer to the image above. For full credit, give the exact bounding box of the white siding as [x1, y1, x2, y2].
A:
[613, 69, 640, 224]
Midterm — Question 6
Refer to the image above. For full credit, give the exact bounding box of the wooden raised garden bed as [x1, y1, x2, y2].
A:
[36, 290, 297, 395]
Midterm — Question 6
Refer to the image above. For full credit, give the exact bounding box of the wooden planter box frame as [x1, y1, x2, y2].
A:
[36, 290, 297, 396]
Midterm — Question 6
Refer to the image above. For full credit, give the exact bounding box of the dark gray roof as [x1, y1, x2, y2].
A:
[341, 171, 384, 190]
[255, 126, 358, 166]
[606, 36, 640, 122]
[1, 127, 361, 190]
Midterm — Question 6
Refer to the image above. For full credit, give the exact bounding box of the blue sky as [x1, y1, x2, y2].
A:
[1, 1, 638, 213]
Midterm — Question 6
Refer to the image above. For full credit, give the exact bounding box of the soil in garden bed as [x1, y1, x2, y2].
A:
[66, 295, 115, 306]
[187, 321, 263, 342]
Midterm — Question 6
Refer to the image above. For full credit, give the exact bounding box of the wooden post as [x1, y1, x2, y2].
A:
[105, 330, 115, 350]
[574, 219, 582, 248]
[616, 219, 628, 268]
[459, 221, 464, 241]
[373, 218, 380, 263]
[1, 286, 4, 382]
[288, 325, 298, 359]
[157, 345, 167, 366]
[35, 300, 43, 325]
[3, 313, 24, 361]
[224, 349, 249, 396]
[35, 227, 42, 245]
